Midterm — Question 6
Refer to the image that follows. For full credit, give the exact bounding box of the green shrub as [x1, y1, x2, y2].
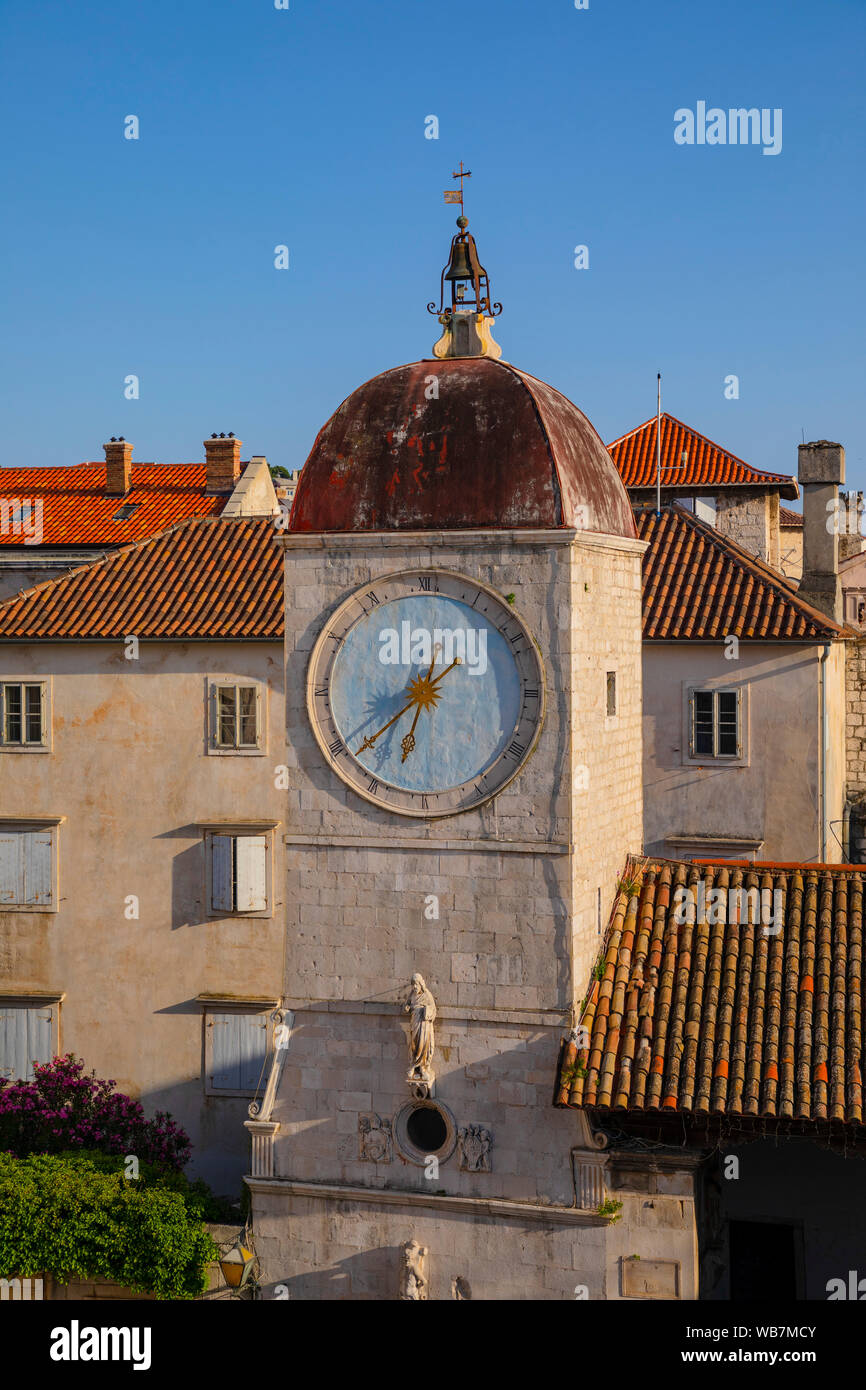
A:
[0, 1152, 219, 1299]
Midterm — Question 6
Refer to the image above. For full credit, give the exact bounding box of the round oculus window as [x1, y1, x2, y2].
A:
[406, 1104, 448, 1154]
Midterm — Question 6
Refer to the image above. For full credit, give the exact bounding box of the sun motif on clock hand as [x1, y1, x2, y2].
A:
[356, 646, 462, 763]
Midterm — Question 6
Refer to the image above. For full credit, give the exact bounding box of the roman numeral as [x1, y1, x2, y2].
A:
[417, 576, 438, 592]
[328, 738, 345, 757]
[366, 591, 379, 607]
[505, 740, 525, 760]
[524, 687, 539, 699]
[420, 795, 429, 810]
[509, 633, 522, 647]
[314, 684, 328, 698]
[326, 631, 343, 645]
[367, 777, 379, 795]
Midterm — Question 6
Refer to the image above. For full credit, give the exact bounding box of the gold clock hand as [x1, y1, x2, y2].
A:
[357, 697, 416, 753]
[400, 703, 425, 763]
[400, 657, 462, 763]
[429, 656, 462, 686]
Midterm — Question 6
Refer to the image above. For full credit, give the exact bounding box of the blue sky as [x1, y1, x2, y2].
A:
[1, 0, 864, 490]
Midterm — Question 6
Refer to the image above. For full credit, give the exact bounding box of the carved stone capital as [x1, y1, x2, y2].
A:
[245, 1120, 280, 1179]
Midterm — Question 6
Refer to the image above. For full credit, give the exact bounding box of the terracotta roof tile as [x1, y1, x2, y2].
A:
[639, 504, 842, 641]
[0, 517, 283, 640]
[780, 506, 803, 527]
[608, 413, 799, 500]
[556, 858, 866, 1132]
[0, 463, 227, 546]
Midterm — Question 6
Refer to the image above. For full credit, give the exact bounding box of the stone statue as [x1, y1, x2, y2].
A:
[404, 973, 436, 1097]
[457, 1124, 492, 1172]
[399, 1239, 428, 1301]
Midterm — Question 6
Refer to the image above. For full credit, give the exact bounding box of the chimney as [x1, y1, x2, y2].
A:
[839, 490, 865, 562]
[204, 433, 242, 492]
[104, 437, 133, 494]
[798, 439, 844, 622]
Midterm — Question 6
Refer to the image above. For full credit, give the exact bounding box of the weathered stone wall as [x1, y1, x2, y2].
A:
[715, 490, 775, 565]
[0, 639, 285, 1191]
[780, 526, 803, 581]
[643, 640, 846, 863]
[845, 636, 866, 860]
[249, 1177, 697, 1301]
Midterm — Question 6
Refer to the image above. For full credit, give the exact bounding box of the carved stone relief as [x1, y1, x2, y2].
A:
[457, 1124, 492, 1172]
[358, 1112, 392, 1163]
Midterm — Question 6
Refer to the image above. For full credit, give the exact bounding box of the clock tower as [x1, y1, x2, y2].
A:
[249, 219, 649, 1300]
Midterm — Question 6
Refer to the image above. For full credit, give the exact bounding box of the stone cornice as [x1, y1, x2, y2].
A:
[279, 529, 647, 556]
[283, 832, 569, 855]
[244, 1177, 607, 1226]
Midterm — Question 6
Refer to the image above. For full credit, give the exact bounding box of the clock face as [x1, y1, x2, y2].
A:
[307, 570, 545, 818]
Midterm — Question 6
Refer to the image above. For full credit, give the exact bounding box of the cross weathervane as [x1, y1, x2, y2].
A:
[444, 161, 472, 213]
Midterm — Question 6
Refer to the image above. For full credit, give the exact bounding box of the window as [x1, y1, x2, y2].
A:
[0, 825, 55, 909]
[1, 683, 46, 747]
[111, 501, 141, 521]
[674, 496, 717, 525]
[393, 1099, 457, 1165]
[210, 683, 262, 751]
[606, 671, 617, 717]
[208, 832, 269, 915]
[0, 1000, 57, 1082]
[204, 1009, 271, 1095]
[690, 689, 740, 759]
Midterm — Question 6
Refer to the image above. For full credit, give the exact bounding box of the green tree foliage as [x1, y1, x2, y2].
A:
[0, 1152, 218, 1299]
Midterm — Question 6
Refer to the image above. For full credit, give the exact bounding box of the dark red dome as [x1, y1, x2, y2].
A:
[289, 358, 636, 537]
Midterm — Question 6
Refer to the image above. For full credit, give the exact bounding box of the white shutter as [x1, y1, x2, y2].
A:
[23, 831, 53, 907]
[0, 831, 21, 905]
[0, 1004, 53, 1082]
[235, 835, 267, 912]
[239, 1014, 268, 1090]
[211, 835, 234, 912]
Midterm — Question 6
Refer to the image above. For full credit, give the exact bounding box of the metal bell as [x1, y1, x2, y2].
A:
[444, 238, 475, 281]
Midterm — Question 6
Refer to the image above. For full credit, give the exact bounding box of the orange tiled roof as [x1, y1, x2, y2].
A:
[556, 857, 866, 1130]
[0, 463, 227, 546]
[608, 414, 799, 499]
[0, 501, 838, 646]
[639, 504, 842, 641]
[0, 517, 283, 640]
[780, 506, 803, 527]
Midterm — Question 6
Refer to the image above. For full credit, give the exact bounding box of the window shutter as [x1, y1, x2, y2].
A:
[235, 835, 267, 912]
[0, 831, 21, 905]
[736, 688, 743, 758]
[208, 1011, 269, 1091]
[688, 691, 696, 758]
[0, 1004, 53, 1082]
[211, 835, 234, 912]
[23, 831, 53, 907]
[209, 1012, 241, 1089]
[238, 1014, 268, 1090]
